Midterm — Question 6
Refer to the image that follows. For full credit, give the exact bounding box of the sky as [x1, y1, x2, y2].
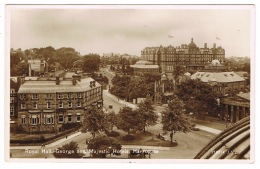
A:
[9, 5, 253, 57]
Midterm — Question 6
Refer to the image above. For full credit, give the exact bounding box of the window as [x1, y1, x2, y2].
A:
[10, 106, 14, 116]
[10, 89, 15, 94]
[57, 93, 63, 99]
[58, 102, 63, 108]
[68, 115, 72, 123]
[10, 97, 14, 103]
[46, 116, 54, 124]
[58, 115, 64, 123]
[76, 114, 81, 122]
[32, 94, 38, 99]
[77, 93, 81, 98]
[31, 116, 37, 125]
[32, 102, 37, 109]
[21, 116, 26, 124]
[21, 103, 26, 109]
[67, 93, 71, 98]
[46, 94, 52, 99]
[20, 94, 26, 100]
[47, 102, 51, 109]
[68, 102, 72, 108]
[77, 102, 81, 107]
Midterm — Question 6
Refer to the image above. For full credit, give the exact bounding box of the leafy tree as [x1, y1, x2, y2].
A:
[173, 65, 185, 84]
[116, 107, 141, 135]
[161, 96, 191, 144]
[53, 141, 84, 158]
[176, 79, 218, 116]
[105, 111, 118, 131]
[87, 135, 122, 158]
[83, 107, 108, 140]
[82, 54, 101, 73]
[136, 97, 158, 133]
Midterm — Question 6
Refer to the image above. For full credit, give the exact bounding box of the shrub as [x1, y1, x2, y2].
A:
[105, 130, 120, 137]
[122, 134, 134, 141]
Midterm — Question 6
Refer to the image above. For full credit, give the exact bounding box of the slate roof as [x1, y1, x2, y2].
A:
[18, 77, 100, 94]
[237, 93, 250, 101]
[191, 72, 245, 83]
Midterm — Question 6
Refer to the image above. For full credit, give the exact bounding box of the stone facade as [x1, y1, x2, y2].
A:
[141, 38, 225, 73]
[17, 75, 103, 133]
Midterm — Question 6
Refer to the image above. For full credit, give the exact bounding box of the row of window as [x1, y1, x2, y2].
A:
[20, 90, 101, 100]
[20, 101, 82, 109]
[21, 114, 81, 125]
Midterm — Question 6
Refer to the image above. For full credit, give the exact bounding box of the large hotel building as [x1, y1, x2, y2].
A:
[141, 38, 225, 72]
[17, 75, 103, 133]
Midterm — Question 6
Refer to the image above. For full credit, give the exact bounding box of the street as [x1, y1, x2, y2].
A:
[10, 86, 217, 159]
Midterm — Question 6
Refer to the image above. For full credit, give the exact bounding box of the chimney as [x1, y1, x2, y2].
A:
[56, 76, 60, 85]
[72, 75, 81, 85]
[213, 43, 216, 48]
[90, 81, 93, 87]
[93, 81, 96, 87]
[204, 43, 207, 49]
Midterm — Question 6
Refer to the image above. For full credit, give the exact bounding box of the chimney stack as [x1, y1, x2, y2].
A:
[213, 43, 216, 48]
[56, 76, 60, 85]
[204, 43, 207, 49]
[72, 75, 81, 85]
[93, 81, 96, 87]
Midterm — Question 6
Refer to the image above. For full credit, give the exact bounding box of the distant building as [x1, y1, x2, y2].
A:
[17, 75, 103, 133]
[191, 71, 246, 95]
[28, 59, 48, 77]
[10, 77, 22, 118]
[219, 92, 250, 123]
[130, 60, 160, 76]
[141, 38, 225, 73]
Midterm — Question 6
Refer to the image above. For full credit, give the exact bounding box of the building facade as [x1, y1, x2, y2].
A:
[141, 38, 225, 73]
[219, 93, 250, 123]
[17, 75, 103, 133]
[191, 71, 246, 95]
[130, 60, 160, 76]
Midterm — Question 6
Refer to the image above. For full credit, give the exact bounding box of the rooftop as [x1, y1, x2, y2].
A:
[191, 72, 245, 83]
[18, 77, 100, 94]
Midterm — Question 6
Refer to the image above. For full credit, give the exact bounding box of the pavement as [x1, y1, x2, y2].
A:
[103, 89, 137, 109]
[195, 124, 222, 134]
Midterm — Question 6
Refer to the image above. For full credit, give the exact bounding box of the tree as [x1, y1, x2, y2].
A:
[161, 96, 191, 144]
[116, 107, 141, 135]
[53, 141, 84, 158]
[82, 54, 101, 73]
[173, 65, 185, 84]
[105, 111, 118, 131]
[176, 79, 218, 117]
[83, 106, 108, 140]
[136, 97, 158, 133]
[87, 135, 122, 158]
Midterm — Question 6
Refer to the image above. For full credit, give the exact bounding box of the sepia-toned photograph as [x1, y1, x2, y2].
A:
[6, 4, 255, 163]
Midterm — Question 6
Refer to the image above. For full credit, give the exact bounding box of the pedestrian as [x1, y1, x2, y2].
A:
[66, 135, 68, 139]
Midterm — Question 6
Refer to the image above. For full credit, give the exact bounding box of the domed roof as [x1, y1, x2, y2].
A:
[194, 117, 250, 159]
[211, 59, 221, 66]
[135, 60, 153, 65]
[184, 72, 191, 76]
[188, 38, 197, 48]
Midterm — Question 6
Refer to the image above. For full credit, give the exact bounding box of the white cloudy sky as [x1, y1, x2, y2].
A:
[9, 5, 253, 57]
